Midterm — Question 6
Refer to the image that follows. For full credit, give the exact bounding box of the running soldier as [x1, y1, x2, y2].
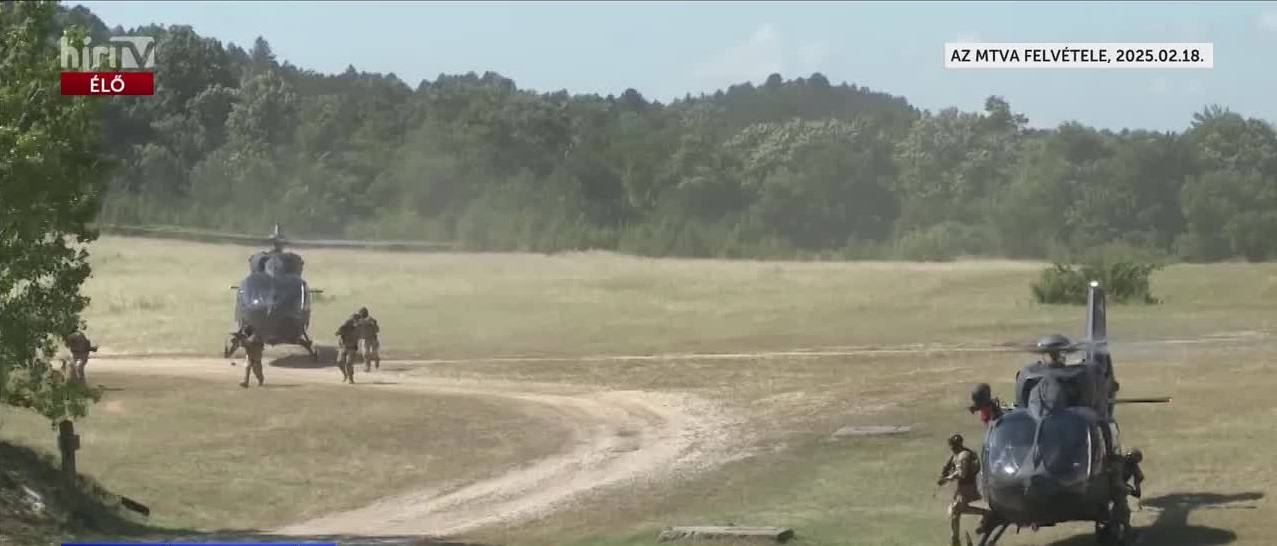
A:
[938, 434, 988, 546]
[356, 306, 380, 372]
[62, 330, 98, 384]
[335, 315, 361, 384]
[230, 324, 266, 388]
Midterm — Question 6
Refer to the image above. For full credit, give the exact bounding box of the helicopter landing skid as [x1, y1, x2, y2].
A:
[967, 522, 1010, 546]
[299, 336, 318, 362]
[1095, 500, 1134, 546]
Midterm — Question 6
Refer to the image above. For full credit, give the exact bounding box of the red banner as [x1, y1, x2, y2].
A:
[60, 72, 155, 96]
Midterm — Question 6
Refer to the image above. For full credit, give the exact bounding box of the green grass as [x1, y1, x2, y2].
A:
[0, 371, 568, 532]
[11, 235, 1277, 545]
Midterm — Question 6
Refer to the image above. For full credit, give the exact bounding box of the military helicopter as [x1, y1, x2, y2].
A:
[217, 222, 452, 362]
[966, 282, 1171, 546]
[225, 224, 321, 361]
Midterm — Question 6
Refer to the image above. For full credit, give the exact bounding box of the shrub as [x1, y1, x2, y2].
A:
[1031, 260, 1162, 305]
[892, 222, 991, 262]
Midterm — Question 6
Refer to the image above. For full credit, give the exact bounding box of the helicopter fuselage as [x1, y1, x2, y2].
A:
[233, 269, 313, 346]
[980, 406, 1121, 526]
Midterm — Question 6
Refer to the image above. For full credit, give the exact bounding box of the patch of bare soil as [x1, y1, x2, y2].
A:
[88, 357, 742, 538]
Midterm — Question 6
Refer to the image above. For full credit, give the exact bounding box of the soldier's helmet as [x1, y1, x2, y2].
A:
[948, 434, 964, 448]
[1127, 448, 1143, 463]
[1037, 334, 1072, 354]
[358, 307, 369, 318]
[969, 383, 993, 412]
[242, 324, 254, 335]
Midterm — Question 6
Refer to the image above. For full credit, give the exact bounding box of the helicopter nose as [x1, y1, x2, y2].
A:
[1024, 475, 1060, 502]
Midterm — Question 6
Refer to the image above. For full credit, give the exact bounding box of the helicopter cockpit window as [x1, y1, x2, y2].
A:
[239, 275, 274, 306]
[262, 253, 304, 275]
[271, 276, 304, 309]
[1037, 413, 1091, 483]
[265, 255, 286, 276]
[986, 411, 1036, 477]
[249, 254, 268, 273]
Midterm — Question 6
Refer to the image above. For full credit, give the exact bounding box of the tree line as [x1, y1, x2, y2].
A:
[62, 6, 1277, 262]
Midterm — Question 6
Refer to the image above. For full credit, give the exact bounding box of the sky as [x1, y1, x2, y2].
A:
[72, 0, 1277, 132]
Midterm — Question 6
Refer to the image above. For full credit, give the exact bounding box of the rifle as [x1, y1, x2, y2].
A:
[224, 331, 245, 360]
[934, 457, 955, 497]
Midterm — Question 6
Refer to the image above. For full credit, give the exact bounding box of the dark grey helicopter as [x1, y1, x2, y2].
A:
[967, 282, 1171, 546]
[225, 224, 321, 361]
[220, 223, 450, 362]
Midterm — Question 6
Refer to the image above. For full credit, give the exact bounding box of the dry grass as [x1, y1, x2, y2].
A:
[10, 236, 1277, 545]
[77, 237, 1277, 358]
[0, 371, 569, 532]
[465, 342, 1277, 546]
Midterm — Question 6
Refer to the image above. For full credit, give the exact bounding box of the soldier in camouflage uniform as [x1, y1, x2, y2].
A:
[938, 434, 988, 546]
[968, 383, 1008, 428]
[62, 330, 97, 384]
[229, 324, 266, 388]
[356, 307, 380, 372]
[1120, 448, 1145, 503]
[335, 314, 361, 384]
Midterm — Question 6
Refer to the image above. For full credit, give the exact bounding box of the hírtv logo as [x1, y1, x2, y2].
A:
[60, 35, 157, 71]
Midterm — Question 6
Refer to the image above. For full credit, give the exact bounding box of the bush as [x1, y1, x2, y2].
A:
[1031, 260, 1162, 305]
[892, 222, 991, 262]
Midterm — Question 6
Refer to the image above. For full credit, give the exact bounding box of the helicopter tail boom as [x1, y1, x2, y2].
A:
[1085, 281, 1107, 345]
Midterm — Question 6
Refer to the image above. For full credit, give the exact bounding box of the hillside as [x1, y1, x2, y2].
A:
[59, 5, 1277, 262]
[0, 440, 151, 546]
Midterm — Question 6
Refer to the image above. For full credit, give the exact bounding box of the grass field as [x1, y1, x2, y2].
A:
[0, 371, 569, 532]
[3, 235, 1276, 546]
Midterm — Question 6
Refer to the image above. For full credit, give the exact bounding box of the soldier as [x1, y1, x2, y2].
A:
[967, 383, 1007, 427]
[939, 434, 988, 546]
[356, 307, 380, 372]
[62, 330, 98, 384]
[335, 314, 361, 384]
[232, 324, 266, 388]
[1037, 334, 1072, 367]
[1120, 448, 1145, 500]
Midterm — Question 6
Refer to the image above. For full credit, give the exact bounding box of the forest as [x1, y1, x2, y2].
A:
[64, 6, 1277, 262]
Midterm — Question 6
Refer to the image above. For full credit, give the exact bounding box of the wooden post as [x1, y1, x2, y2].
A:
[57, 419, 80, 480]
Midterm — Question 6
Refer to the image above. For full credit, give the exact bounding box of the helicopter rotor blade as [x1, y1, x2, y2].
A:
[1001, 338, 1107, 354]
[96, 224, 456, 252]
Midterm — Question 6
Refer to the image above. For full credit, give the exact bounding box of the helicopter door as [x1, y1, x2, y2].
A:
[1107, 421, 1122, 454]
[299, 281, 311, 311]
[1089, 426, 1107, 477]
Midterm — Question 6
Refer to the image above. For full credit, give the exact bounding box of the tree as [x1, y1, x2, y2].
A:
[32, 2, 1277, 264]
[0, 1, 108, 424]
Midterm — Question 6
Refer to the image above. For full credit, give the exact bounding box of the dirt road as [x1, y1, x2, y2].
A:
[89, 356, 742, 538]
[86, 331, 1266, 539]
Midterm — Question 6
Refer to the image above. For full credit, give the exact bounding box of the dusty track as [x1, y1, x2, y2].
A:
[89, 356, 741, 538]
[86, 331, 1265, 539]
[93, 330, 1269, 363]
